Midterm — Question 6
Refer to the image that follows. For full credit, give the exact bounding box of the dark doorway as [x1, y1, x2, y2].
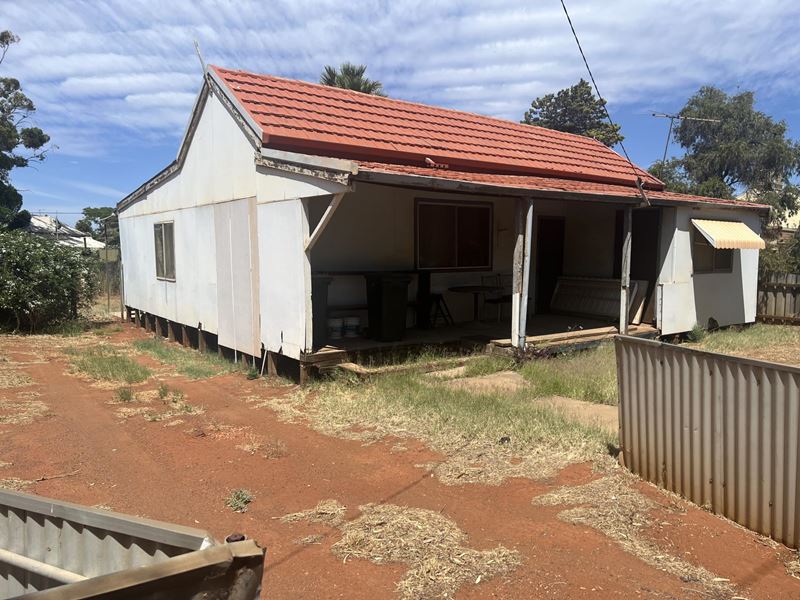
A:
[535, 217, 565, 313]
[613, 208, 661, 296]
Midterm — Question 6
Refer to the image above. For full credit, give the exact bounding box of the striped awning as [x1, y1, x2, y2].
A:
[691, 219, 765, 250]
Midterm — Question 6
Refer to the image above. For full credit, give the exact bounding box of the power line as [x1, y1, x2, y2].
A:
[651, 112, 721, 164]
[559, 0, 649, 204]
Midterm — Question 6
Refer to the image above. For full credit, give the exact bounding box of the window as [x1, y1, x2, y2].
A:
[415, 200, 492, 270]
[154, 222, 175, 280]
[692, 230, 732, 273]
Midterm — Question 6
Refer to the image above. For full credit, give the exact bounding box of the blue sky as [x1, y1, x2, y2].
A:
[3, 0, 800, 225]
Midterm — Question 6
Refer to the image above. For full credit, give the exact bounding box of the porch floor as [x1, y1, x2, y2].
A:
[304, 314, 658, 368]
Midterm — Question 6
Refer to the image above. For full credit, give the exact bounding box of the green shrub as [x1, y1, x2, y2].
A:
[0, 230, 100, 332]
[115, 387, 134, 403]
[225, 489, 254, 513]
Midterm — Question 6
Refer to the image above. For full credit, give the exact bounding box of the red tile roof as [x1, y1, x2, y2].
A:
[210, 65, 661, 189]
[354, 162, 770, 210]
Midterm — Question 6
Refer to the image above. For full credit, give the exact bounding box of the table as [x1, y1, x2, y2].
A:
[448, 285, 503, 321]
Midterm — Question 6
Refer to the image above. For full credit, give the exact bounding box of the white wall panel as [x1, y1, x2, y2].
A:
[257, 199, 309, 359]
[214, 198, 261, 356]
[119, 205, 218, 332]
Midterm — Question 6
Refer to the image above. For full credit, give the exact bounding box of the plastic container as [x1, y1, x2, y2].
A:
[327, 317, 344, 340]
[343, 316, 360, 338]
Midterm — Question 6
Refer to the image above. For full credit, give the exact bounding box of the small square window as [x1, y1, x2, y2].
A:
[692, 231, 733, 274]
[154, 222, 175, 281]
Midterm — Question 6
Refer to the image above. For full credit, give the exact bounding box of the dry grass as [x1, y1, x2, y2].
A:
[282, 500, 521, 599]
[235, 434, 288, 459]
[281, 499, 348, 527]
[295, 534, 324, 545]
[0, 477, 31, 491]
[251, 374, 613, 486]
[0, 366, 33, 389]
[692, 324, 800, 366]
[534, 469, 735, 598]
[0, 394, 49, 425]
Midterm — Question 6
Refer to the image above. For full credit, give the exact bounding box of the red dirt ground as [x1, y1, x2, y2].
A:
[1, 324, 799, 599]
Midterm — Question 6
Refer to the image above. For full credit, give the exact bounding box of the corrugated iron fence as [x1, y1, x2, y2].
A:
[758, 273, 800, 324]
[615, 335, 800, 548]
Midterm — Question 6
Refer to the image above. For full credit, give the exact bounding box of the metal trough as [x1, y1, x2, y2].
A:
[0, 488, 264, 599]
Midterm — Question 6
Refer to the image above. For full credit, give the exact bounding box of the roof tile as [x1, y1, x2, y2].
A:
[211, 65, 659, 188]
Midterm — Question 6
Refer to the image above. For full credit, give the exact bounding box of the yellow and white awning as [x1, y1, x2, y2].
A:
[691, 219, 765, 250]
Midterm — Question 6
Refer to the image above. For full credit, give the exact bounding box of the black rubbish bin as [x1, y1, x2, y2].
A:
[365, 273, 412, 342]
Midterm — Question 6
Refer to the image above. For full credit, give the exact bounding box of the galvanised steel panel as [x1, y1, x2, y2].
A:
[615, 335, 800, 548]
[0, 489, 212, 598]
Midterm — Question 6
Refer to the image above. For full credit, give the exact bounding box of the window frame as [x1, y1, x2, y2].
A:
[154, 221, 176, 282]
[414, 198, 494, 272]
[692, 229, 733, 274]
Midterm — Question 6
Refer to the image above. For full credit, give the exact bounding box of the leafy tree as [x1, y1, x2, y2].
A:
[522, 79, 623, 147]
[75, 206, 119, 246]
[320, 63, 386, 96]
[651, 87, 800, 223]
[0, 30, 50, 229]
[0, 230, 99, 332]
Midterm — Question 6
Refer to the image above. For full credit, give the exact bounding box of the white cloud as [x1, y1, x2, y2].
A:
[1, 0, 799, 159]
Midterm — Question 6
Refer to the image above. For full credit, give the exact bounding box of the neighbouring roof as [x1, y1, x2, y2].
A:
[210, 65, 659, 189]
[26, 215, 106, 249]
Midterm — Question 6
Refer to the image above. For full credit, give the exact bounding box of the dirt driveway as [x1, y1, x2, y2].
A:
[1, 324, 798, 599]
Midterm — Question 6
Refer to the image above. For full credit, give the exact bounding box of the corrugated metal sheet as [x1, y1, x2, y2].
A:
[615, 335, 800, 548]
[691, 218, 765, 249]
[0, 488, 211, 598]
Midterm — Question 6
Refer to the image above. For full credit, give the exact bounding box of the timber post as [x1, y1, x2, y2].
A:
[619, 206, 632, 335]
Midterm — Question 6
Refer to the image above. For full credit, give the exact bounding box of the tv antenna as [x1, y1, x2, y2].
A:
[652, 112, 720, 164]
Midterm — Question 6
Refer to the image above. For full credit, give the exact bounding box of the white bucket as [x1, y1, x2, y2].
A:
[343, 316, 360, 338]
[327, 317, 344, 340]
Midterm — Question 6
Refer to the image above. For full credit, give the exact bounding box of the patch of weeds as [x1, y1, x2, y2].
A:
[115, 387, 134, 403]
[158, 382, 170, 400]
[686, 323, 706, 343]
[144, 388, 201, 421]
[225, 488, 254, 513]
[246, 368, 260, 380]
[133, 337, 235, 379]
[463, 354, 517, 377]
[282, 500, 520, 599]
[93, 324, 124, 336]
[258, 372, 614, 486]
[534, 470, 734, 597]
[519, 343, 617, 405]
[40, 319, 92, 337]
[67, 346, 151, 384]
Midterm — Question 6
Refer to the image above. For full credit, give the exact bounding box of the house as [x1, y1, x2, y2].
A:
[117, 65, 768, 379]
[26, 215, 106, 249]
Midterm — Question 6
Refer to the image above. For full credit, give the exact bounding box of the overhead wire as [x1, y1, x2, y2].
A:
[559, 0, 650, 205]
